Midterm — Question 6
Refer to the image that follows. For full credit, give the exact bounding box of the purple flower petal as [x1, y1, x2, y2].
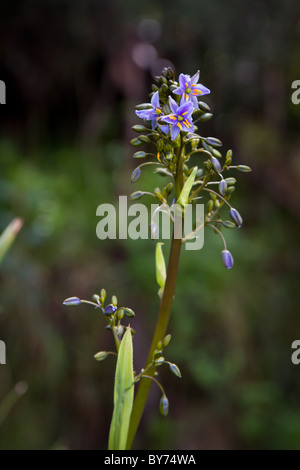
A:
[191, 70, 200, 84]
[170, 125, 180, 140]
[178, 73, 190, 89]
[168, 96, 178, 114]
[151, 91, 160, 109]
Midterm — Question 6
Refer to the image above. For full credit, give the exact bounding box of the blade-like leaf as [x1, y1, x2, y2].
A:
[177, 166, 198, 207]
[0, 218, 23, 266]
[108, 328, 134, 450]
[155, 242, 166, 298]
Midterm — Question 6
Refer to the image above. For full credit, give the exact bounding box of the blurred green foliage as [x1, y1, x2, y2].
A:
[0, 0, 300, 450]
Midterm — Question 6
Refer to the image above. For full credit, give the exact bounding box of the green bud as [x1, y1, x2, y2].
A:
[94, 351, 110, 362]
[207, 200, 214, 212]
[169, 362, 182, 378]
[198, 101, 211, 112]
[135, 103, 152, 110]
[225, 149, 232, 165]
[93, 294, 100, 303]
[133, 151, 147, 159]
[224, 177, 236, 185]
[236, 165, 252, 172]
[157, 139, 164, 152]
[211, 148, 222, 158]
[226, 186, 236, 195]
[130, 191, 144, 200]
[223, 220, 236, 229]
[139, 135, 151, 144]
[123, 307, 135, 318]
[163, 334, 171, 347]
[204, 160, 212, 170]
[197, 113, 213, 122]
[132, 124, 149, 133]
[165, 182, 174, 195]
[152, 84, 159, 92]
[157, 340, 163, 350]
[160, 395, 169, 416]
[100, 288, 106, 304]
[130, 138, 144, 147]
[117, 308, 124, 320]
[112, 295, 118, 306]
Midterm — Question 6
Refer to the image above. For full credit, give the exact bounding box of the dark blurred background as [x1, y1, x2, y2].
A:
[0, 0, 300, 450]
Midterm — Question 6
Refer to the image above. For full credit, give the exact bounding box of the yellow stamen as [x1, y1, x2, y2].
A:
[182, 111, 188, 115]
[157, 152, 161, 162]
[177, 122, 182, 130]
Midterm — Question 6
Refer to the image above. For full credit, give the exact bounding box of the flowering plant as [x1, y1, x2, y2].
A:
[63, 67, 251, 450]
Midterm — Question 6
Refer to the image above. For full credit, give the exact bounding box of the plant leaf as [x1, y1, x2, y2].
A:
[108, 328, 134, 450]
[0, 218, 23, 266]
[177, 166, 198, 207]
[155, 242, 166, 298]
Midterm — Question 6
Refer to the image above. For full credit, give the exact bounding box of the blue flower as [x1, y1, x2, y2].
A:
[135, 91, 169, 133]
[161, 97, 194, 140]
[173, 71, 210, 109]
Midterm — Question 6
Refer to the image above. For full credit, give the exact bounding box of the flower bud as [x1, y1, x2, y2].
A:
[219, 180, 227, 196]
[123, 308, 135, 318]
[198, 101, 211, 112]
[63, 297, 81, 306]
[133, 151, 147, 159]
[131, 191, 144, 200]
[163, 334, 171, 347]
[236, 165, 252, 172]
[223, 221, 236, 229]
[160, 395, 169, 416]
[211, 156, 221, 173]
[225, 149, 232, 165]
[138, 135, 150, 144]
[131, 167, 141, 183]
[197, 113, 213, 122]
[130, 138, 144, 146]
[221, 250, 234, 269]
[229, 208, 243, 228]
[100, 288, 106, 304]
[169, 362, 182, 378]
[205, 137, 222, 147]
[225, 177, 236, 185]
[94, 351, 110, 361]
[104, 304, 117, 315]
[132, 124, 149, 133]
[207, 200, 214, 213]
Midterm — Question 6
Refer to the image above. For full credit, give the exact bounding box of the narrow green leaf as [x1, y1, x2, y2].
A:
[108, 328, 134, 450]
[177, 166, 198, 206]
[155, 243, 166, 298]
[0, 218, 23, 266]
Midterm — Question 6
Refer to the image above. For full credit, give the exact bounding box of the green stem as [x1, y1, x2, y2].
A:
[126, 140, 184, 450]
